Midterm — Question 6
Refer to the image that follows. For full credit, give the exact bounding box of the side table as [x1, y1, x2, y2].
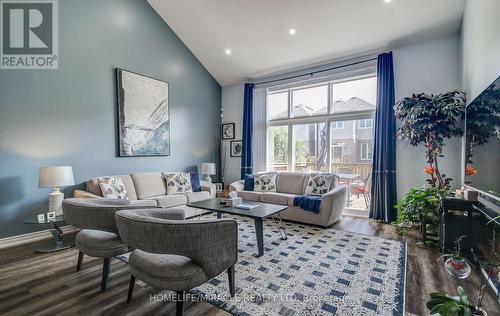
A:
[24, 214, 74, 253]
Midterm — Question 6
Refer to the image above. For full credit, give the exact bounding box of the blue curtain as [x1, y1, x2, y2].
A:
[369, 52, 397, 222]
[241, 83, 254, 179]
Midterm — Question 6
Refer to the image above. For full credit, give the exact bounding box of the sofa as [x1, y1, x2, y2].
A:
[230, 172, 347, 227]
[72, 172, 216, 218]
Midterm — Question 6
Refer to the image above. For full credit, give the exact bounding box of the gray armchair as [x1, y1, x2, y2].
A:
[115, 208, 238, 316]
[62, 198, 160, 292]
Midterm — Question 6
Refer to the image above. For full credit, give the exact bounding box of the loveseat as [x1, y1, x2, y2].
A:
[230, 172, 346, 227]
[72, 172, 215, 218]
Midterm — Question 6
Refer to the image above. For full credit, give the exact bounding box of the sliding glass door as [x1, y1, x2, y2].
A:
[266, 76, 376, 211]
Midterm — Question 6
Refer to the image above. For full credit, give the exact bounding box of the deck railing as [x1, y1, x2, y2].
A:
[269, 163, 372, 181]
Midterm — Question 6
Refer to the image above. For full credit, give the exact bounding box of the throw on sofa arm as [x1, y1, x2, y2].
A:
[321, 185, 347, 224]
[200, 180, 216, 198]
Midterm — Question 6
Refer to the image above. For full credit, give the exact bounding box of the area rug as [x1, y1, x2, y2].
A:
[119, 214, 406, 315]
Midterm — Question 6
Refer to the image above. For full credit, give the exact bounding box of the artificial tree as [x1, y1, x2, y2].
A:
[394, 90, 466, 189]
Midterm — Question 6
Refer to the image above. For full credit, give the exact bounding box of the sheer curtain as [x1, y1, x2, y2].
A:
[252, 87, 267, 173]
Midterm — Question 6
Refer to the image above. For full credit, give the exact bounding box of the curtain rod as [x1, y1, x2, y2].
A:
[252, 57, 378, 86]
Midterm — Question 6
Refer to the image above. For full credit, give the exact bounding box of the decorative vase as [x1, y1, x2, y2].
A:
[444, 257, 471, 279]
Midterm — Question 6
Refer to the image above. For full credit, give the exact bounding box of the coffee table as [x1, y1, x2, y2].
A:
[187, 198, 288, 256]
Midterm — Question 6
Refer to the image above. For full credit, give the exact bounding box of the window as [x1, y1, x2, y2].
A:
[293, 123, 327, 172]
[266, 75, 376, 171]
[358, 119, 373, 129]
[331, 121, 344, 129]
[360, 143, 372, 160]
[331, 144, 344, 163]
[267, 92, 288, 120]
[267, 126, 288, 171]
[292, 85, 327, 117]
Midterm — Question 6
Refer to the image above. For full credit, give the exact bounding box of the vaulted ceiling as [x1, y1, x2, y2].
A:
[148, 0, 466, 86]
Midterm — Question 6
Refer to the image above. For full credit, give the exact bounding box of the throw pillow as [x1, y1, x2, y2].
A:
[244, 174, 254, 191]
[98, 177, 128, 199]
[304, 173, 335, 196]
[253, 173, 277, 192]
[165, 173, 193, 195]
[190, 173, 201, 192]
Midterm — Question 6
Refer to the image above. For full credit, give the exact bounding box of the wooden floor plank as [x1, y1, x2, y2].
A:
[0, 216, 498, 315]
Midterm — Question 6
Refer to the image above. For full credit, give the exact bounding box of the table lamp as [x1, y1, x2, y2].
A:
[39, 166, 75, 216]
[200, 162, 216, 182]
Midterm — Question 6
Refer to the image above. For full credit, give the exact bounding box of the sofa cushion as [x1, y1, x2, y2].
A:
[128, 199, 158, 207]
[150, 194, 187, 208]
[254, 173, 277, 192]
[164, 173, 193, 195]
[186, 191, 211, 203]
[260, 192, 295, 206]
[87, 175, 138, 200]
[131, 173, 167, 199]
[98, 177, 128, 199]
[276, 172, 307, 195]
[304, 173, 336, 196]
[237, 191, 262, 202]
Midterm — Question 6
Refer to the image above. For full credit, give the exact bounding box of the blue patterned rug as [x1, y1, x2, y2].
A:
[120, 214, 406, 315]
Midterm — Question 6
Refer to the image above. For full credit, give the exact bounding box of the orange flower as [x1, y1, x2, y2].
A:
[465, 165, 477, 176]
[423, 165, 434, 175]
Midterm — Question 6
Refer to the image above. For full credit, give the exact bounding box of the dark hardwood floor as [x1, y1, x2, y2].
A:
[0, 216, 498, 315]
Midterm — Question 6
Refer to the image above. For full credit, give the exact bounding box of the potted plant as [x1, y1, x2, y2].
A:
[427, 286, 487, 315]
[394, 91, 465, 236]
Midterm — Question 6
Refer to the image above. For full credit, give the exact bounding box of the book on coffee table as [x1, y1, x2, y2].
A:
[234, 203, 260, 210]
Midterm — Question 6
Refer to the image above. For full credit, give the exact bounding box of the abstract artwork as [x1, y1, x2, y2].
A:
[116, 68, 169, 157]
[230, 140, 242, 157]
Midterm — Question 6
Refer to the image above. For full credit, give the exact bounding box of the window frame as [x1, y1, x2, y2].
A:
[358, 118, 373, 129]
[266, 74, 376, 172]
[360, 142, 372, 161]
[331, 121, 344, 129]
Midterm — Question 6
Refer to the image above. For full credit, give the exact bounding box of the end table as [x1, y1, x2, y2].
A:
[24, 214, 74, 253]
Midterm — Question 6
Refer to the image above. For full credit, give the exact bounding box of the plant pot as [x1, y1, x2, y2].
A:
[444, 257, 471, 279]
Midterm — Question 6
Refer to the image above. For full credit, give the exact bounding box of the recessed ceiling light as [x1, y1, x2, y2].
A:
[384, 0, 392, 3]
[225, 49, 231, 55]
[289, 28, 296, 35]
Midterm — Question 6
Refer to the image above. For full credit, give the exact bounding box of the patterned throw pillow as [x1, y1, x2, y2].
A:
[304, 174, 335, 196]
[253, 173, 277, 192]
[165, 173, 193, 195]
[98, 177, 128, 199]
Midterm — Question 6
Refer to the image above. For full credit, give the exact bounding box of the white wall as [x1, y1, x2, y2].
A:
[221, 83, 244, 185]
[393, 35, 462, 199]
[461, 0, 500, 101]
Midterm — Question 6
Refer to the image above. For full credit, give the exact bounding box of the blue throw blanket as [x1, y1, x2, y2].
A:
[293, 195, 322, 214]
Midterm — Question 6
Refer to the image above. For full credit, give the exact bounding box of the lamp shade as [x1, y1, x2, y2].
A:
[38, 166, 75, 188]
[200, 162, 216, 175]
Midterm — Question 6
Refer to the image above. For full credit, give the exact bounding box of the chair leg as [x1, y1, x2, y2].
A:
[176, 291, 184, 316]
[227, 265, 235, 297]
[127, 275, 135, 303]
[101, 258, 111, 292]
[76, 251, 84, 272]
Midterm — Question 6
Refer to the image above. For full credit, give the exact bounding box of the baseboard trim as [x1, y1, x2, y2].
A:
[0, 229, 53, 250]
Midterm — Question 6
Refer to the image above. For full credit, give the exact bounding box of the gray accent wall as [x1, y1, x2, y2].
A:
[0, 0, 221, 238]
